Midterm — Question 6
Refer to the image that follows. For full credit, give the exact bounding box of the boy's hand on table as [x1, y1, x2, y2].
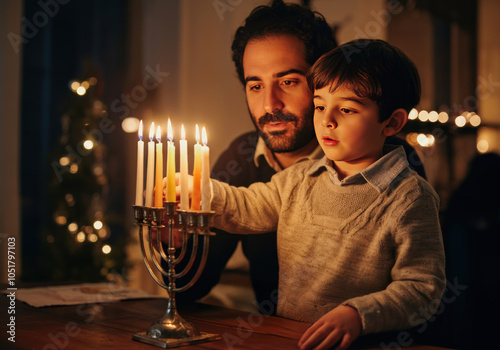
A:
[298, 305, 362, 350]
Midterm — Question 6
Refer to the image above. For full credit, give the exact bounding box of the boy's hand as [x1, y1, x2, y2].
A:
[298, 305, 362, 350]
[151, 226, 184, 249]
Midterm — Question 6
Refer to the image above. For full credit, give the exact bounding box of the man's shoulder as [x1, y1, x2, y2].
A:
[212, 131, 273, 185]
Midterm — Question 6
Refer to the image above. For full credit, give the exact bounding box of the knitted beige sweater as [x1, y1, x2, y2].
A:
[210, 146, 445, 335]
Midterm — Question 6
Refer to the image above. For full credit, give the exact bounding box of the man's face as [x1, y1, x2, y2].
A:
[242, 34, 315, 153]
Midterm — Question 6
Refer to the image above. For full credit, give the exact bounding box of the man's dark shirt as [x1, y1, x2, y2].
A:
[173, 131, 426, 315]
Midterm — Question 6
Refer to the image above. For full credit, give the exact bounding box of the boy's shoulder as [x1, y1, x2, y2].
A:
[389, 167, 439, 205]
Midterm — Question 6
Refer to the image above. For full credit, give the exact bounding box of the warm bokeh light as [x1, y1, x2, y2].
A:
[93, 220, 103, 230]
[408, 108, 418, 120]
[69, 164, 78, 174]
[98, 228, 107, 238]
[406, 132, 418, 145]
[76, 232, 86, 243]
[438, 112, 449, 123]
[68, 222, 78, 233]
[428, 111, 439, 122]
[416, 133, 435, 147]
[76, 86, 86, 95]
[70, 81, 80, 91]
[88, 233, 98, 243]
[121, 117, 140, 133]
[477, 139, 489, 153]
[83, 140, 94, 150]
[102, 245, 112, 254]
[418, 110, 429, 122]
[55, 215, 67, 225]
[455, 116, 466, 127]
[470, 114, 481, 127]
[59, 156, 70, 166]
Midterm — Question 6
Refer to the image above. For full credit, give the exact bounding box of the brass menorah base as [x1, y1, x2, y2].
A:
[132, 203, 220, 348]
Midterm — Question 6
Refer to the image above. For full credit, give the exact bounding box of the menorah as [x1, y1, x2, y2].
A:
[132, 202, 220, 348]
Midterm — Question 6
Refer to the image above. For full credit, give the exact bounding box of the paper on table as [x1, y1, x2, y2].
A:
[2, 282, 165, 308]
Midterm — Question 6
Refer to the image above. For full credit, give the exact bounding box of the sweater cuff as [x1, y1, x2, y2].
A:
[342, 298, 382, 335]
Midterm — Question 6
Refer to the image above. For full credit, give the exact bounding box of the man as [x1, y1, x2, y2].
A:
[174, 0, 425, 314]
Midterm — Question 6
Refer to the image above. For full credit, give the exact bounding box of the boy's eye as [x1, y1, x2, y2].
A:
[341, 108, 354, 114]
[314, 105, 325, 112]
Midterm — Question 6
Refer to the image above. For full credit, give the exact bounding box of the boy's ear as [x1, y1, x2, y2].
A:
[383, 108, 408, 137]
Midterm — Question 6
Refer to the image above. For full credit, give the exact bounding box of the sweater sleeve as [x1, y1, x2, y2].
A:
[342, 183, 446, 335]
[210, 176, 283, 234]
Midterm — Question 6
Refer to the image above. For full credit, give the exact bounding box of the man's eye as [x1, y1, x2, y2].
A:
[282, 80, 297, 86]
[248, 84, 262, 91]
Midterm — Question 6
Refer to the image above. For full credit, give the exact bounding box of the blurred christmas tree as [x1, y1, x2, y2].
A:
[42, 73, 128, 282]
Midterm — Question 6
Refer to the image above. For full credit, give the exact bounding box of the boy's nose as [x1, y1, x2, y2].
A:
[263, 87, 284, 114]
[321, 114, 337, 129]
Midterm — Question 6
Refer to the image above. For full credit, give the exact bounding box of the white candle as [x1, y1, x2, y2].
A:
[180, 124, 189, 210]
[135, 120, 144, 206]
[145, 122, 155, 207]
[154, 126, 163, 208]
[201, 126, 211, 211]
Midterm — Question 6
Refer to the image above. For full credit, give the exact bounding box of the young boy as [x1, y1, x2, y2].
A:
[194, 39, 445, 349]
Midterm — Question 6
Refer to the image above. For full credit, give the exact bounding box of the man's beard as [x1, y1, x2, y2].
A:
[251, 105, 315, 153]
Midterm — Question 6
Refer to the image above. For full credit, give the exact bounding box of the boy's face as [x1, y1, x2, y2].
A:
[242, 34, 315, 153]
[313, 85, 388, 176]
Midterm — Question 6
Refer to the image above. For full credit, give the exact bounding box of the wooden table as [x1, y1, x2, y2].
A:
[1, 294, 453, 349]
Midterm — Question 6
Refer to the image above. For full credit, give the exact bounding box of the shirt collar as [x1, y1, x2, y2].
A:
[306, 145, 409, 193]
[254, 136, 324, 172]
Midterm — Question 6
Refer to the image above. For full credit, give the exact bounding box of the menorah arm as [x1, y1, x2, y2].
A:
[138, 224, 169, 290]
[174, 234, 210, 293]
[173, 233, 199, 279]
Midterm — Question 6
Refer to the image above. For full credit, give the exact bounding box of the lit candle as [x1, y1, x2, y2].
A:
[180, 124, 189, 210]
[145, 122, 155, 207]
[166, 118, 176, 202]
[201, 126, 211, 211]
[191, 124, 201, 211]
[135, 120, 144, 206]
[154, 125, 163, 207]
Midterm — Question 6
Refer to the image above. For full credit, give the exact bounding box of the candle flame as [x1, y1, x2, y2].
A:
[138, 120, 143, 141]
[195, 124, 200, 144]
[156, 125, 161, 142]
[167, 118, 173, 142]
[149, 122, 155, 142]
[202, 126, 208, 146]
[181, 124, 186, 141]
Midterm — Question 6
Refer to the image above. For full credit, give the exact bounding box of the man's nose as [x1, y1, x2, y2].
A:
[263, 86, 284, 114]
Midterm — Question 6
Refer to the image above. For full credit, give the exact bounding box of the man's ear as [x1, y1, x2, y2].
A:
[383, 108, 408, 137]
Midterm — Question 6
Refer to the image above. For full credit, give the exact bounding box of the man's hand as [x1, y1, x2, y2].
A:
[298, 305, 362, 350]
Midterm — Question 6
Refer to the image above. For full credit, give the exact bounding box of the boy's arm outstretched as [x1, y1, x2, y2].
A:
[209, 175, 284, 234]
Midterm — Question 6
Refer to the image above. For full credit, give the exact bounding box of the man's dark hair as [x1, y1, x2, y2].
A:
[308, 39, 421, 122]
[231, 0, 337, 85]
